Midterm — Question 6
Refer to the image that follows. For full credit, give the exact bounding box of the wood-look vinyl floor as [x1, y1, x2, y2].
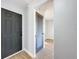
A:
[8, 51, 32, 59]
[8, 39, 54, 59]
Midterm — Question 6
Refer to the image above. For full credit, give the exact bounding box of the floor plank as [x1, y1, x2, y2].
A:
[9, 51, 32, 59]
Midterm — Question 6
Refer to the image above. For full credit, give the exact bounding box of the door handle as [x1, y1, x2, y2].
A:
[20, 33, 22, 36]
[42, 33, 44, 35]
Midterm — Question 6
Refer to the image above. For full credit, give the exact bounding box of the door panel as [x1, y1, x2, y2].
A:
[1, 8, 22, 59]
[36, 12, 43, 53]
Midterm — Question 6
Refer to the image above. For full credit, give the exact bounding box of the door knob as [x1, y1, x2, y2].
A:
[42, 33, 44, 35]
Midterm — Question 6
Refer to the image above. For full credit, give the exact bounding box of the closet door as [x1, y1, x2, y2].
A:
[1, 8, 22, 59]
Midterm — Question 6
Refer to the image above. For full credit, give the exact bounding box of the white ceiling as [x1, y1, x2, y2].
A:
[28, 0, 48, 9]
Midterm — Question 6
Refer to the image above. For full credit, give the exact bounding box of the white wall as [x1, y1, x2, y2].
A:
[23, 6, 35, 56]
[54, 0, 77, 59]
[45, 20, 54, 39]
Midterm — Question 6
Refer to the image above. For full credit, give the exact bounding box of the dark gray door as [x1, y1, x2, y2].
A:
[36, 12, 43, 53]
[1, 8, 22, 59]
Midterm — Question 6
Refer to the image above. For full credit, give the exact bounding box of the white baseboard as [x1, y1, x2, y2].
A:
[23, 49, 36, 58]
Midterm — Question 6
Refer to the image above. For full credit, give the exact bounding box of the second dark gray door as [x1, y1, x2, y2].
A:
[1, 8, 22, 59]
[36, 12, 43, 53]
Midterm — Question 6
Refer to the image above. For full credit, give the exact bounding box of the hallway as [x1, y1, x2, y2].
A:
[1, 0, 53, 59]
